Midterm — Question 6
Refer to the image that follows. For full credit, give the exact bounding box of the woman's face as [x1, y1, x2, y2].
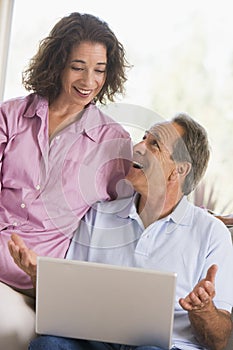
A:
[60, 41, 107, 108]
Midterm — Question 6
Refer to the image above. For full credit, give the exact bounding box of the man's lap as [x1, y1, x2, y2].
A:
[29, 335, 179, 350]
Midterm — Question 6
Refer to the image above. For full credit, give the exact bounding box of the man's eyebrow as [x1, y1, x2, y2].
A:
[71, 59, 107, 66]
[146, 129, 162, 141]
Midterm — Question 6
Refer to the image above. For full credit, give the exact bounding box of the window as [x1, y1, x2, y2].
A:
[3, 0, 233, 213]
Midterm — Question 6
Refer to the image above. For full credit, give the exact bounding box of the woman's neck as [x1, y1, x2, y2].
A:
[48, 99, 84, 137]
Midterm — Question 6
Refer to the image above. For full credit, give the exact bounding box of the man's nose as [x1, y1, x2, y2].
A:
[133, 141, 146, 155]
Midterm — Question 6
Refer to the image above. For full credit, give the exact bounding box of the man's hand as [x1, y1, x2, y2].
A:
[8, 233, 37, 280]
[179, 264, 217, 312]
[179, 264, 232, 350]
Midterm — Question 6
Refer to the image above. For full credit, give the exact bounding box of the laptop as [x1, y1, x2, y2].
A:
[36, 257, 177, 349]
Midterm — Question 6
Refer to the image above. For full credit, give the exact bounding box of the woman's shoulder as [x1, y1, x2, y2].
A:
[82, 103, 131, 139]
[0, 93, 45, 112]
[81, 104, 131, 142]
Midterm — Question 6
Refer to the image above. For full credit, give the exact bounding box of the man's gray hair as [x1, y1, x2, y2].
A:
[171, 112, 210, 195]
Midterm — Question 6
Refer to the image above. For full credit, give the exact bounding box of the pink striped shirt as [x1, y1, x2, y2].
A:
[0, 94, 132, 289]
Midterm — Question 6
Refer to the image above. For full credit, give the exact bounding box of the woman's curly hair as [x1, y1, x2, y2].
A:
[22, 12, 131, 104]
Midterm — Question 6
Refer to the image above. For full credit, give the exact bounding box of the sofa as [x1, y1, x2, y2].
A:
[225, 226, 233, 350]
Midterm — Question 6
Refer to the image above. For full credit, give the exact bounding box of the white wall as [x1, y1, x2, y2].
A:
[0, 0, 14, 101]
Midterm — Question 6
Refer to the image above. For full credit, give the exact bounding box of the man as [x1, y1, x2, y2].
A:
[9, 113, 233, 350]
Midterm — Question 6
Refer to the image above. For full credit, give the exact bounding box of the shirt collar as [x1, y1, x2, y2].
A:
[116, 194, 193, 227]
[23, 94, 48, 118]
[57, 102, 116, 142]
[164, 196, 193, 226]
[114, 193, 138, 219]
[94, 195, 136, 218]
[77, 102, 118, 142]
[22, 96, 104, 142]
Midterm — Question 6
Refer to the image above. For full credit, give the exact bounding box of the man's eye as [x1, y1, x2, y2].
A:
[151, 140, 159, 147]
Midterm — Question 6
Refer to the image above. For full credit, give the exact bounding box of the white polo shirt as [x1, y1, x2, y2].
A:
[67, 195, 233, 350]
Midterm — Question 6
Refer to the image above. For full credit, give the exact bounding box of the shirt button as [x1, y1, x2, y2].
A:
[56, 135, 61, 140]
[35, 184, 41, 190]
[12, 222, 18, 227]
[20, 203, 26, 208]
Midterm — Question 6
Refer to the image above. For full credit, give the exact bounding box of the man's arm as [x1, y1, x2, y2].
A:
[179, 264, 232, 350]
[8, 233, 38, 288]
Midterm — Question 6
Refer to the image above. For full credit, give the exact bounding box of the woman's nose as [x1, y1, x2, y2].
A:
[82, 70, 95, 87]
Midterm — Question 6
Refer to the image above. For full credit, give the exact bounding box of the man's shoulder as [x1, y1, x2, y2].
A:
[92, 196, 134, 214]
[83, 196, 135, 225]
[187, 200, 231, 238]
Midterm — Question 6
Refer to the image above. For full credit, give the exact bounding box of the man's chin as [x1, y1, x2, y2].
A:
[126, 167, 145, 185]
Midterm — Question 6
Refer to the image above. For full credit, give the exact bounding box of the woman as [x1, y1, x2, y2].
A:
[0, 12, 132, 350]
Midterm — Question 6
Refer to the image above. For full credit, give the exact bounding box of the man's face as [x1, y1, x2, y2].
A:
[126, 122, 183, 195]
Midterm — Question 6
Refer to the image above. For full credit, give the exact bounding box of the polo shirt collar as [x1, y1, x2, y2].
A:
[165, 196, 193, 226]
[109, 193, 138, 219]
[117, 194, 193, 228]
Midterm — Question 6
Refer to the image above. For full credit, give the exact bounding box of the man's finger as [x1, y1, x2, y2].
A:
[205, 264, 218, 284]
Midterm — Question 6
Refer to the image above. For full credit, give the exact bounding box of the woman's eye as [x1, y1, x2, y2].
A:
[71, 66, 83, 71]
[95, 69, 106, 74]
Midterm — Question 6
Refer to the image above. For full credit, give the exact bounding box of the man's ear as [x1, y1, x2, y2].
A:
[169, 168, 179, 182]
[169, 162, 191, 182]
[177, 162, 192, 178]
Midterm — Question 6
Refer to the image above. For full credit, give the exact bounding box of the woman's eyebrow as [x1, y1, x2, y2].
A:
[71, 59, 85, 63]
[71, 59, 107, 66]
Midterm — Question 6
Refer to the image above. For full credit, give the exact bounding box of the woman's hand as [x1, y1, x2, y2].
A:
[8, 233, 37, 280]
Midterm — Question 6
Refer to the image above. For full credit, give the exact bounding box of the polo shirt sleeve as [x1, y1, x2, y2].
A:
[66, 206, 97, 261]
[204, 219, 233, 312]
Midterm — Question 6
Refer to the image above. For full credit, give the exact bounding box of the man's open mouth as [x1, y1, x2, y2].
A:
[132, 161, 143, 169]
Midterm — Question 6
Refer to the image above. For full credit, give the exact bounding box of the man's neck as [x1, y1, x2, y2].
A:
[137, 191, 183, 228]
